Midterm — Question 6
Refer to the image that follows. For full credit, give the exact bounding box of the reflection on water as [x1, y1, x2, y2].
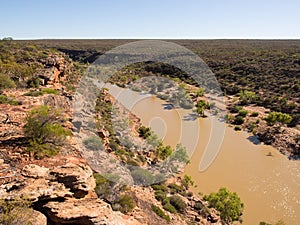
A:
[106, 84, 300, 225]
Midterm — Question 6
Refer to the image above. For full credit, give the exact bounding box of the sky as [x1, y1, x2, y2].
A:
[0, 0, 300, 39]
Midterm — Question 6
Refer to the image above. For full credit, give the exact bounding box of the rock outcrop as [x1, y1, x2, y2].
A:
[39, 55, 72, 85]
[0, 157, 142, 225]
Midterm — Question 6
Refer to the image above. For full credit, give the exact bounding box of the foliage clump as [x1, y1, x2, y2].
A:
[24, 88, 58, 97]
[0, 74, 16, 91]
[83, 136, 103, 151]
[204, 187, 244, 223]
[112, 194, 136, 214]
[0, 198, 34, 225]
[151, 204, 171, 222]
[24, 105, 71, 158]
[265, 112, 292, 126]
[169, 195, 186, 213]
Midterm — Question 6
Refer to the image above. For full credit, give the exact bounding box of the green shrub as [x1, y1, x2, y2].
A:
[24, 105, 71, 158]
[8, 98, 20, 106]
[131, 167, 155, 186]
[154, 173, 166, 184]
[163, 201, 177, 213]
[93, 173, 113, 198]
[109, 139, 120, 151]
[26, 77, 40, 88]
[27, 140, 58, 158]
[234, 115, 245, 125]
[151, 204, 170, 222]
[231, 106, 243, 113]
[83, 136, 103, 151]
[238, 109, 248, 117]
[239, 90, 257, 105]
[169, 196, 186, 213]
[234, 126, 242, 131]
[225, 114, 235, 123]
[194, 201, 204, 210]
[156, 145, 173, 160]
[24, 88, 58, 97]
[42, 88, 58, 95]
[196, 88, 204, 97]
[115, 148, 126, 157]
[0, 95, 8, 104]
[138, 126, 152, 139]
[182, 175, 194, 190]
[265, 112, 292, 126]
[147, 133, 162, 147]
[196, 99, 210, 116]
[168, 183, 184, 194]
[0, 74, 16, 91]
[113, 194, 136, 214]
[151, 183, 168, 192]
[203, 187, 244, 223]
[0, 198, 34, 225]
[155, 190, 167, 202]
[259, 220, 286, 225]
[251, 112, 259, 117]
[169, 144, 190, 164]
[24, 90, 43, 97]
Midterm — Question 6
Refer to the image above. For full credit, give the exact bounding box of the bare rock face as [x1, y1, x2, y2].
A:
[1, 175, 73, 202]
[21, 164, 49, 178]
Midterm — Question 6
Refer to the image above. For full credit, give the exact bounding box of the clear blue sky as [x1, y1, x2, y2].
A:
[1, 0, 299, 39]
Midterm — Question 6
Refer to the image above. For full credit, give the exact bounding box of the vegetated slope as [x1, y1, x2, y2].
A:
[0, 41, 225, 225]
[26, 39, 300, 157]
[30, 39, 300, 115]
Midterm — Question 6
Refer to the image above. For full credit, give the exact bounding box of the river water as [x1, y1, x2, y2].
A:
[105, 84, 300, 225]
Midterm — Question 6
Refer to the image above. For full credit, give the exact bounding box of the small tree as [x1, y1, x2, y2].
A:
[182, 174, 194, 190]
[169, 144, 190, 164]
[156, 144, 172, 160]
[204, 187, 244, 224]
[196, 99, 210, 117]
[24, 105, 71, 158]
[138, 126, 152, 139]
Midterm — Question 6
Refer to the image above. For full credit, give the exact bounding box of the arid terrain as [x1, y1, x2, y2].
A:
[0, 39, 299, 225]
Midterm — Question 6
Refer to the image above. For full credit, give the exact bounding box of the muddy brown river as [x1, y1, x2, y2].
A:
[105, 84, 300, 225]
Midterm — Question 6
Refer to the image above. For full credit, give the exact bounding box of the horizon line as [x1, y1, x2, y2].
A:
[3, 37, 300, 41]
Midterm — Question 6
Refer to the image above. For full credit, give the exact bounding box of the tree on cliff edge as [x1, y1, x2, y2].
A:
[24, 105, 71, 158]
